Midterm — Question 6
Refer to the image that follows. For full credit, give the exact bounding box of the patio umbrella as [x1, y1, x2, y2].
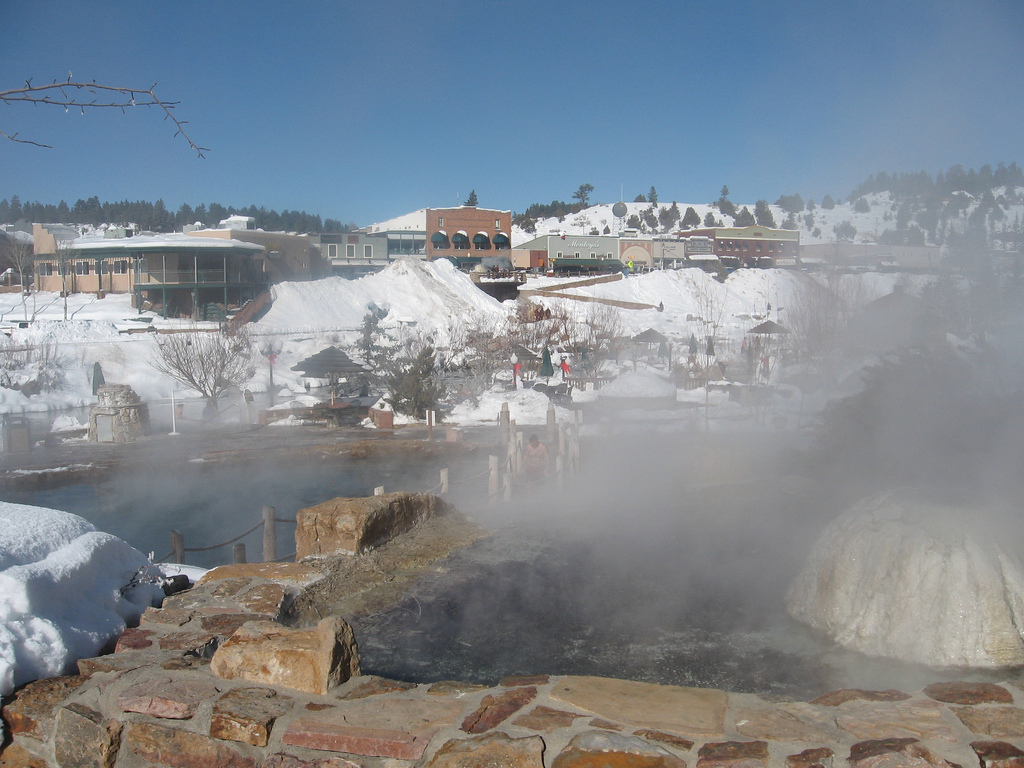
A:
[539, 347, 554, 378]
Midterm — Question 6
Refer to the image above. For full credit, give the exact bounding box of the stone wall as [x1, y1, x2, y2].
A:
[5, 559, 1024, 767]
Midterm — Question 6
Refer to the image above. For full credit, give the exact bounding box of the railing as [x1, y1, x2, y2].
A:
[135, 269, 260, 285]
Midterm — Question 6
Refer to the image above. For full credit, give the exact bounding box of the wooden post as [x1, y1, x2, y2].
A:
[546, 402, 557, 447]
[426, 410, 434, 441]
[498, 403, 510, 449]
[503, 472, 513, 502]
[374, 486, 385, 496]
[170, 529, 184, 564]
[440, 467, 449, 495]
[488, 455, 500, 505]
[262, 505, 276, 563]
[233, 543, 246, 564]
[556, 454, 565, 490]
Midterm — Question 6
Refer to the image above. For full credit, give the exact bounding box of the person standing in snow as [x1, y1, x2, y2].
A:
[523, 434, 550, 482]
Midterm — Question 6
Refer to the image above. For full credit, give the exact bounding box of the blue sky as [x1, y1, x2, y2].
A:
[3, 0, 1022, 227]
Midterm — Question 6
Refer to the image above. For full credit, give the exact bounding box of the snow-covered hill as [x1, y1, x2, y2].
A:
[512, 191, 1024, 249]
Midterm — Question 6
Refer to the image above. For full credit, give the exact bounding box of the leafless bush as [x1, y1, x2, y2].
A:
[152, 327, 255, 409]
[787, 271, 863, 374]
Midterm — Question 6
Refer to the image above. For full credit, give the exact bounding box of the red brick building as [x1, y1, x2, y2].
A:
[426, 206, 512, 262]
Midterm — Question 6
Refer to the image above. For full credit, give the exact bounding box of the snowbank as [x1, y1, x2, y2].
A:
[0, 503, 168, 698]
[786, 489, 1024, 668]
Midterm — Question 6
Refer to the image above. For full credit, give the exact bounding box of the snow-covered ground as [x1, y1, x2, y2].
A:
[0, 257, 919, 431]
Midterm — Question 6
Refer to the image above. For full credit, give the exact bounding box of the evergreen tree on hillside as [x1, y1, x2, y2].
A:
[704, 211, 718, 227]
[775, 193, 805, 214]
[648, 187, 658, 205]
[822, 195, 836, 210]
[854, 197, 871, 213]
[754, 200, 776, 227]
[634, 194, 647, 203]
[735, 207, 755, 226]
[573, 184, 594, 207]
[716, 186, 737, 217]
[681, 206, 701, 229]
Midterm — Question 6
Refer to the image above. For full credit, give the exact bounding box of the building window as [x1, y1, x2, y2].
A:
[556, 252, 562, 258]
[495, 219, 501, 229]
[346, 244, 355, 259]
[113, 260, 128, 274]
[100, 261, 109, 275]
[38, 263, 54, 276]
[438, 217, 444, 227]
[473, 233, 490, 250]
[328, 243, 338, 259]
[364, 244, 372, 259]
[452, 232, 470, 250]
[74, 261, 91, 276]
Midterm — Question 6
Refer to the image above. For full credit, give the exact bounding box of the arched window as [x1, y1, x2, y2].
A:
[473, 232, 491, 250]
[452, 231, 470, 251]
[493, 232, 510, 251]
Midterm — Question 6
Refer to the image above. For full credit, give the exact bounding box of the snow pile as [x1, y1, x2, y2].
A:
[598, 371, 677, 399]
[786, 490, 1024, 668]
[447, 386, 573, 426]
[0, 503, 166, 698]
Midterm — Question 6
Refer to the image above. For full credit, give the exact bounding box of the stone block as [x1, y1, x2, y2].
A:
[281, 696, 464, 760]
[114, 627, 154, 652]
[3, 675, 89, 742]
[264, 755, 360, 768]
[848, 738, 957, 768]
[339, 675, 417, 700]
[786, 747, 834, 768]
[972, 741, 1024, 768]
[295, 492, 452, 558]
[197, 562, 324, 587]
[53, 703, 121, 768]
[810, 689, 911, 706]
[923, 681, 1013, 705]
[513, 705, 586, 732]
[77, 649, 169, 676]
[125, 722, 257, 768]
[734, 707, 837, 742]
[835, 699, 954, 741]
[953, 706, 1024, 738]
[210, 617, 359, 695]
[0, 743, 50, 768]
[696, 740, 769, 768]
[210, 687, 293, 747]
[426, 732, 546, 767]
[551, 675, 727, 738]
[117, 679, 220, 719]
[552, 731, 687, 768]
[461, 686, 537, 734]
[235, 582, 289, 618]
[633, 729, 695, 751]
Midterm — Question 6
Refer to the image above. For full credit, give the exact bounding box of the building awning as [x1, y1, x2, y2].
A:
[434, 229, 447, 237]
[494, 231, 509, 240]
[455, 230, 468, 237]
[431, 231, 449, 243]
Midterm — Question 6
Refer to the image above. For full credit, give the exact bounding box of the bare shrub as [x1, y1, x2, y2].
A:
[152, 327, 255, 409]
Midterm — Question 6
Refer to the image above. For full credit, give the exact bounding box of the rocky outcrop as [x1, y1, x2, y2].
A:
[295, 492, 453, 558]
[786, 489, 1024, 667]
[5, 560, 1024, 767]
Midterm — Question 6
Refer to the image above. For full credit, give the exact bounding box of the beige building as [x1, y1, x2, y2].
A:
[187, 216, 325, 282]
[32, 224, 266, 319]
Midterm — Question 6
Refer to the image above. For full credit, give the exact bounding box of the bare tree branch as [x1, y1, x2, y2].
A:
[1, 75, 208, 156]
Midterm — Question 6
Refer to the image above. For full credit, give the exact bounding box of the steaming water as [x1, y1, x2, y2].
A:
[0, 451, 449, 569]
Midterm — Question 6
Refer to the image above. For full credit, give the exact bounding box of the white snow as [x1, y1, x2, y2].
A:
[786, 490, 1024, 668]
[0, 503, 173, 705]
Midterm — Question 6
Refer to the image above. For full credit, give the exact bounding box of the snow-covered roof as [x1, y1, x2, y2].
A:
[64, 233, 265, 253]
[365, 208, 427, 234]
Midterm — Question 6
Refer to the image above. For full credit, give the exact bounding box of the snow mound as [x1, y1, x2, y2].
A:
[786, 489, 1024, 668]
[0, 503, 165, 697]
[599, 371, 677, 399]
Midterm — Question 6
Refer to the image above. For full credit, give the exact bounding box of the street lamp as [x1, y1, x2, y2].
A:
[258, 338, 284, 405]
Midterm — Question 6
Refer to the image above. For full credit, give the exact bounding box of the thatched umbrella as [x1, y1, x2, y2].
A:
[747, 319, 790, 336]
[291, 347, 367, 404]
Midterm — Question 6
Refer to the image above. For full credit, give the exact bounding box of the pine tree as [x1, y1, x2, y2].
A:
[822, 195, 836, 210]
[384, 346, 446, 419]
[735, 207, 755, 226]
[648, 186, 658, 205]
[704, 211, 717, 227]
[464, 190, 478, 206]
[572, 184, 594, 207]
[682, 206, 701, 229]
[754, 200, 776, 228]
